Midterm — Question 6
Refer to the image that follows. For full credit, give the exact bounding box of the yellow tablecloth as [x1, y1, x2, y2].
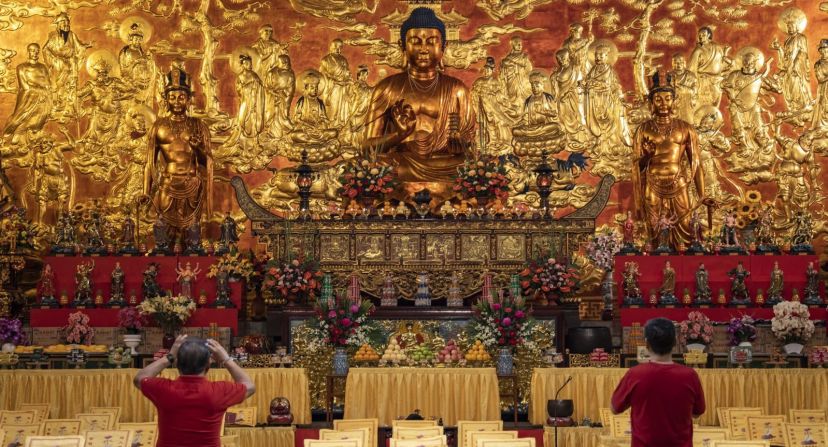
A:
[530, 368, 828, 427]
[0, 368, 311, 424]
[544, 427, 603, 447]
[344, 368, 500, 425]
[225, 426, 294, 447]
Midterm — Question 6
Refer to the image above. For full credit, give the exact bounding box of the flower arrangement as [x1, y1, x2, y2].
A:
[207, 252, 255, 281]
[118, 307, 145, 334]
[519, 257, 579, 302]
[586, 229, 622, 272]
[452, 156, 510, 202]
[263, 257, 322, 302]
[678, 312, 714, 345]
[0, 317, 27, 345]
[137, 294, 196, 334]
[62, 311, 95, 345]
[468, 291, 534, 349]
[312, 293, 377, 348]
[338, 158, 397, 200]
[726, 315, 757, 346]
[771, 301, 815, 344]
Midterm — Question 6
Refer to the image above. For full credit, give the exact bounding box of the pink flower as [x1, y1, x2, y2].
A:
[502, 317, 512, 326]
[340, 318, 352, 327]
[492, 303, 501, 311]
[350, 305, 359, 313]
[504, 307, 513, 314]
[328, 310, 337, 318]
[515, 310, 525, 318]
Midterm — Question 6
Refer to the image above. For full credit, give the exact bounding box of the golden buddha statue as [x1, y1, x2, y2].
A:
[512, 71, 565, 156]
[363, 7, 475, 183]
[142, 66, 213, 248]
[288, 69, 340, 163]
[632, 72, 714, 249]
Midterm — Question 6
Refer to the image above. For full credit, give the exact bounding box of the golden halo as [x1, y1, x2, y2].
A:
[734, 46, 765, 71]
[745, 190, 762, 203]
[778, 7, 807, 34]
[588, 39, 618, 66]
[230, 46, 260, 75]
[297, 69, 326, 96]
[738, 204, 751, 215]
[85, 50, 119, 77]
[119, 16, 153, 44]
[693, 105, 723, 129]
[748, 212, 759, 221]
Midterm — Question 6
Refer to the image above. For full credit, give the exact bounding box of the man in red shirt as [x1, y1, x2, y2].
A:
[611, 317, 705, 447]
[133, 335, 256, 447]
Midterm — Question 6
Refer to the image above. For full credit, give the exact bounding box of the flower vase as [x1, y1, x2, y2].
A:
[285, 293, 298, 307]
[534, 290, 549, 306]
[783, 343, 804, 355]
[601, 270, 614, 321]
[123, 334, 142, 355]
[686, 343, 707, 352]
[474, 192, 491, 208]
[360, 192, 378, 210]
[496, 347, 514, 375]
[162, 333, 176, 350]
[332, 347, 349, 376]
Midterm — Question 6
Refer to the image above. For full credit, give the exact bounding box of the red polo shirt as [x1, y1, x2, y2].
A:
[611, 362, 705, 447]
[141, 375, 246, 447]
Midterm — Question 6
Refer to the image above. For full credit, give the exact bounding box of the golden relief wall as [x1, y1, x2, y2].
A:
[0, 0, 826, 254]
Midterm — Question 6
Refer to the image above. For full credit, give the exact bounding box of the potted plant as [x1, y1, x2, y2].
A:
[62, 311, 95, 345]
[338, 158, 397, 208]
[118, 307, 145, 355]
[137, 294, 196, 349]
[726, 315, 757, 347]
[452, 156, 510, 207]
[771, 301, 815, 355]
[311, 293, 377, 375]
[467, 291, 534, 375]
[678, 312, 714, 351]
[263, 257, 322, 306]
[519, 256, 580, 306]
[0, 317, 27, 352]
[586, 229, 622, 320]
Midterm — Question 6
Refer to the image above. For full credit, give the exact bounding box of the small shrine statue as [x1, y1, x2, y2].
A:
[694, 264, 712, 305]
[653, 210, 677, 254]
[414, 272, 430, 306]
[109, 262, 126, 307]
[803, 262, 823, 305]
[267, 397, 293, 425]
[790, 210, 814, 254]
[142, 262, 165, 298]
[84, 208, 107, 255]
[649, 289, 658, 307]
[622, 261, 643, 306]
[73, 260, 95, 307]
[119, 215, 139, 255]
[728, 261, 751, 305]
[394, 321, 426, 349]
[213, 270, 235, 308]
[176, 262, 201, 299]
[52, 211, 77, 254]
[152, 216, 171, 255]
[686, 210, 707, 254]
[719, 208, 744, 254]
[185, 221, 204, 255]
[620, 211, 640, 254]
[717, 288, 727, 307]
[217, 212, 239, 255]
[447, 271, 463, 307]
[754, 205, 779, 254]
[94, 290, 104, 307]
[791, 288, 801, 302]
[766, 261, 784, 306]
[39, 264, 58, 307]
[682, 288, 692, 306]
[380, 271, 397, 307]
[659, 261, 678, 305]
[755, 288, 765, 307]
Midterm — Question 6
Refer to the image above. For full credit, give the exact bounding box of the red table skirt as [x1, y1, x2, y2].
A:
[620, 307, 828, 326]
[30, 308, 239, 333]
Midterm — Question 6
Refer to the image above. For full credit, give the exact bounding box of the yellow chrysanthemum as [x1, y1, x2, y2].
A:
[748, 212, 759, 221]
[736, 217, 746, 229]
[745, 190, 761, 203]
[738, 204, 752, 216]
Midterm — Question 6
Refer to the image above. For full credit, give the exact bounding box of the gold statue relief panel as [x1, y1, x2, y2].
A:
[0, 0, 825, 252]
[356, 234, 384, 261]
[320, 234, 349, 261]
[461, 234, 488, 261]
[425, 234, 454, 261]
[497, 234, 525, 261]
